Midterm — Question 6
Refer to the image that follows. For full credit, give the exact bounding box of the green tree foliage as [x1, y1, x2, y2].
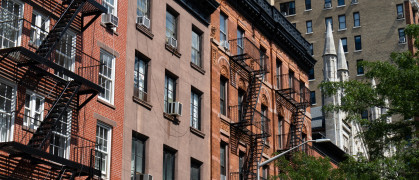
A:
[319, 24, 419, 179]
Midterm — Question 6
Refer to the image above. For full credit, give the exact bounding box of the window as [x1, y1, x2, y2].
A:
[220, 13, 227, 43]
[341, 38, 348, 52]
[354, 35, 362, 51]
[280, 1, 296, 16]
[239, 152, 245, 179]
[137, 0, 150, 18]
[190, 159, 202, 180]
[220, 143, 227, 180]
[308, 68, 314, 80]
[24, 92, 44, 129]
[131, 135, 146, 179]
[95, 122, 112, 176]
[397, 4, 404, 19]
[338, 15, 346, 30]
[166, 9, 177, 41]
[99, 49, 115, 103]
[237, 28, 244, 55]
[338, 0, 345, 6]
[361, 110, 368, 120]
[261, 105, 268, 142]
[238, 89, 245, 122]
[164, 74, 176, 113]
[0, 0, 23, 49]
[30, 11, 49, 46]
[357, 60, 364, 75]
[306, 20, 312, 33]
[325, 17, 333, 30]
[276, 60, 282, 89]
[260, 48, 267, 81]
[310, 91, 316, 105]
[103, 0, 117, 15]
[399, 28, 406, 43]
[191, 29, 201, 67]
[309, 43, 314, 55]
[324, 0, 332, 8]
[305, 0, 311, 10]
[50, 110, 71, 158]
[190, 90, 201, 130]
[220, 77, 228, 116]
[134, 53, 148, 101]
[278, 116, 283, 149]
[55, 30, 76, 80]
[163, 147, 176, 180]
[262, 165, 269, 180]
[0, 81, 14, 142]
[353, 12, 360, 27]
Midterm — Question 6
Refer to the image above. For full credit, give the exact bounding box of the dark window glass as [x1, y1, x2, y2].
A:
[220, 143, 227, 179]
[354, 35, 362, 50]
[134, 54, 148, 101]
[166, 10, 177, 40]
[191, 91, 201, 130]
[306, 20, 312, 33]
[338, 0, 345, 6]
[190, 160, 201, 180]
[238, 89, 245, 122]
[353, 12, 360, 27]
[131, 136, 146, 179]
[309, 68, 314, 80]
[163, 148, 176, 180]
[310, 91, 316, 105]
[280, 1, 296, 16]
[398, 28, 406, 43]
[361, 110, 368, 120]
[357, 60, 364, 75]
[309, 43, 313, 55]
[220, 77, 228, 115]
[237, 28, 244, 54]
[239, 152, 245, 179]
[339, 15, 346, 29]
[305, 0, 311, 10]
[325, 0, 332, 8]
[341, 38, 348, 52]
[397, 4, 404, 18]
[220, 13, 227, 42]
[164, 75, 176, 113]
[191, 29, 201, 67]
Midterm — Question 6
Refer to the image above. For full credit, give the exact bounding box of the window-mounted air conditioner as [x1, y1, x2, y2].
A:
[168, 37, 178, 49]
[134, 173, 153, 180]
[103, 13, 119, 27]
[137, 16, 150, 29]
[325, 3, 332, 8]
[399, 37, 406, 43]
[168, 102, 182, 116]
[397, 13, 404, 19]
[221, 40, 229, 50]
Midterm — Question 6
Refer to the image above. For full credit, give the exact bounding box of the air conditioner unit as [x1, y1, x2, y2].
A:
[134, 173, 153, 180]
[221, 41, 229, 50]
[168, 102, 182, 116]
[103, 13, 118, 27]
[399, 37, 406, 43]
[325, 3, 332, 8]
[168, 37, 178, 49]
[397, 13, 404, 19]
[137, 16, 150, 29]
[351, 0, 358, 4]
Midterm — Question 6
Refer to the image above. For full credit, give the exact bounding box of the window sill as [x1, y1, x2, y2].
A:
[399, 42, 407, 45]
[323, 7, 333, 10]
[354, 50, 362, 53]
[337, 5, 346, 8]
[284, 14, 296, 17]
[356, 74, 365, 77]
[165, 44, 181, 58]
[304, 9, 312, 12]
[306, 32, 313, 35]
[353, 26, 361, 29]
[345, 52, 349, 54]
[309, 79, 315, 81]
[98, 98, 116, 109]
[351, 2, 359, 5]
[338, 28, 347, 32]
[396, 18, 405, 21]
[190, 127, 205, 139]
[133, 96, 152, 110]
[163, 112, 180, 124]
[190, 62, 206, 75]
[136, 23, 154, 39]
[100, 22, 119, 36]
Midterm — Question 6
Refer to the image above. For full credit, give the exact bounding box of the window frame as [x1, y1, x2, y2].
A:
[337, 0, 345, 6]
[190, 90, 201, 130]
[164, 74, 177, 113]
[325, 17, 333, 30]
[55, 30, 76, 80]
[131, 134, 146, 179]
[308, 68, 314, 80]
[30, 11, 49, 47]
[190, 159, 202, 180]
[0, 79, 16, 142]
[309, 43, 314, 56]
[134, 53, 149, 102]
[163, 147, 176, 180]
[99, 49, 116, 104]
[354, 35, 362, 51]
[280, 1, 296, 16]
[23, 91, 44, 130]
[136, 0, 150, 18]
[357, 59, 364, 75]
[306, 20, 312, 33]
[220, 77, 228, 116]
[341, 38, 348, 52]
[191, 28, 202, 67]
[305, 0, 311, 10]
[353, 12, 360, 27]
[103, 0, 118, 16]
[166, 8, 178, 41]
[237, 27, 244, 55]
[95, 122, 112, 177]
[396, 4, 404, 19]
[50, 109, 72, 159]
[220, 143, 227, 180]
[310, 91, 316, 105]
[324, 0, 332, 8]
[0, 0, 23, 49]
[220, 13, 228, 43]
[338, 15, 346, 30]
[398, 28, 406, 44]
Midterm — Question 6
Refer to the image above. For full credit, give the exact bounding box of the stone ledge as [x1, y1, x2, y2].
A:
[163, 112, 180, 124]
[165, 44, 181, 58]
[133, 96, 152, 110]
[190, 62, 205, 75]
[136, 23, 154, 39]
[190, 127, 205, 138]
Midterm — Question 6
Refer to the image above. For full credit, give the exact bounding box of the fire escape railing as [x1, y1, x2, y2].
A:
[275, 74, 310, 105]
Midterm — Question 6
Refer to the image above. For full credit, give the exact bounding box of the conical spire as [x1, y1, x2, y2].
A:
[337, 39, 348, 70]
[323, 21, 336, 56]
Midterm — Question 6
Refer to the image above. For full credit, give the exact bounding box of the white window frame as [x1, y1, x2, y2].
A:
[99, 49, 116, 104]
[0, 0, 24, 49]
[103, 0, 118, 16]
[50, 110, 71, 159]
[164, 75, 176, 113]
[23, 90, 44, 130]
[137, 0, 149, 18]
[0, 79, 16, 142]
[55, 30, 76, 80]
[191, 29, 201, 67]
[220, 13, 227, 43]
[134, 55, 147, 101]
[30, 11, 49, 46]
[95, 122, 112, 178]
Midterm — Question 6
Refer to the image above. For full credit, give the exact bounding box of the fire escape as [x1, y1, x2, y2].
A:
[228, 37, 270, 180]
[0, 0, 106, 179]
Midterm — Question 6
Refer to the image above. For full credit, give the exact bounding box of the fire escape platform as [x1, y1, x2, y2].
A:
[80, 0, 108, 32]
[0, 141, 100, 176]
[0, 46, 103, 94]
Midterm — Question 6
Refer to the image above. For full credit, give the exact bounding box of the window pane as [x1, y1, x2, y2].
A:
[355, 36, 362, 50]
[341, 38, 347, 52]
[339, 15, 346, 29]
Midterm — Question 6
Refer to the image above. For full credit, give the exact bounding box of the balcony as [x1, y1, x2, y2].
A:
[0, 111, 102, 178]
[0, 11, 103, 93]
[275, 74, 310, 106]
[229, 105, 271, 138]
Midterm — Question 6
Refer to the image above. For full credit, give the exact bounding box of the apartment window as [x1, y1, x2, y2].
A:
[262, 165, 269, 180]
[95, 122, 112, 176]
[134, 53, 148, 101]
[0, 81, 14, 142]
[137, 0, 150, 18]
[338, 15, 346, 30]
[357, 60, 364, 75]
[341, 38, 348, 52]
[399, 28, 406, 43]
[220, 143, 227, 180]
[325, 17, 333, 30]
[163, 147, 176, 180]
[397, 4, 404, 19]
[308, 68, 314, 80]
[99, 49, 115, 104]
[220, 77, 228, 116]
[276, 60, 282, 89]
[239, 152, 245, 179]
[220, 13, 227, 43]
[164, 74, 176, 113]
[261, 105, 268, 142]
[260, 48, 267, 81]
[309, 43, 314, 55]
[23, 92, 44, 129]
[0, 0, 23, 49]
[238, 89, 245, 122]
[50, 110, 71, 158]
[354, 35, 362, 51]
[191, 159, 202, 180]
[305, 0, 311, 10]
[237, 28, 244, 55]
[338, 0, 345, 6]
[103, 0, 117, 15]
[353, 12, 360, 27]
[131, 135, 146, 179]
[190, 90, 201, 130]
[324, 0, 332, 8]
[278, 116, 283, 149]
[280, 1, 296, 16]
[30, 12, 49, 46]
[191, 28, 202, 67]
[166, 9, 177, 41]
[310, 91, 316, 105]
[55, 30, 76, 80]
[306, 20, 312, 33]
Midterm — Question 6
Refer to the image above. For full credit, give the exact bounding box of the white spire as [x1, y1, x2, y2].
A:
[337, 39, 348, 71]
[323, 21, 336, 56]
